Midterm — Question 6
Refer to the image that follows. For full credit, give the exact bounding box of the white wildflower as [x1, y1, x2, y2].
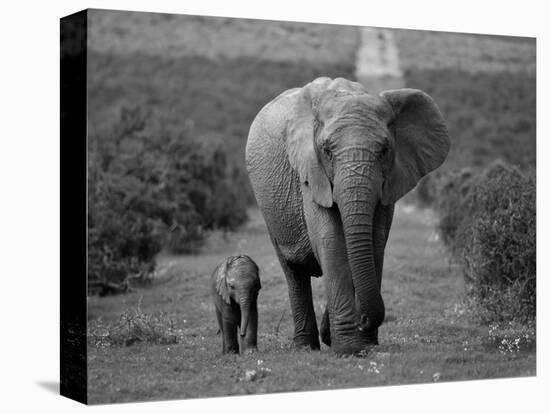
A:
[244, 370, 257, 382]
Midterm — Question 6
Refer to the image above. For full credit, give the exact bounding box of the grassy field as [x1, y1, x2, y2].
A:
[87, 206, 535, 404]
[392, 29, 535, 74]
[88, 10, 359, 63]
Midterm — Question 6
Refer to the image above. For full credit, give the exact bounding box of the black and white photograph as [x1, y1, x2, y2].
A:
[3, 1, 547, 412]
[59, 7, 539, 404]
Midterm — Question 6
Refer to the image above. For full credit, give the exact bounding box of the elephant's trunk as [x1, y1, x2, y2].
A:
[335, 148, 385, 333]
[239, 298, 251, 337]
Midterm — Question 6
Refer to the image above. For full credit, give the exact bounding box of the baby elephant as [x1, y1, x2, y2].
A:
[211, 255, 261, 354]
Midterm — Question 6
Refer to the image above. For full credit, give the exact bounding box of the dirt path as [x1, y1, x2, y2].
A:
[355, 27, 405, 92]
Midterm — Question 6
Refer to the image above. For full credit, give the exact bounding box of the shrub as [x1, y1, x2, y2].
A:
[88, 107, 248, 292]
[434, 168, 476, 248]
[435, 162, 536, 323]
[88, 304, 180, 347]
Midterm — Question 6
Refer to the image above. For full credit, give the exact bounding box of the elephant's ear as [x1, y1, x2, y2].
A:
[379, 89, 450, 205]
[286, 85, 333, 208]
[214, 262, 231, 304]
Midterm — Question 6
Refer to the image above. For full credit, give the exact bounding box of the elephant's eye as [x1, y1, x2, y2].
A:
[380, 147, 389, 157]
[323, 147, 333, 160]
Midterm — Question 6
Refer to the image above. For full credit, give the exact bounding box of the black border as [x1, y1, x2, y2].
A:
[60, 9, 88, 404]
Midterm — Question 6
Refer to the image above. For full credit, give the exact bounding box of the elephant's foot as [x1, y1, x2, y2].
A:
[293, 333, 320, 350]
[242, 346, 258, 354]
[240, 336, 258, 353]
[331, 329, 378, 356]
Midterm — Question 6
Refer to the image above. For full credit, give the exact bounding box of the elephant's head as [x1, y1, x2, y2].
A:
[286, 77, 450, 336]
[216, 255, 261, 337]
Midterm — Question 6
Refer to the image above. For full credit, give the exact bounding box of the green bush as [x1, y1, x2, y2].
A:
[435, 162, 536, 323]
[88, 108, 248, 291]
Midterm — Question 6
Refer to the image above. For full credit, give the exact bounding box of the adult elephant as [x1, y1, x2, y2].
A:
[245, 77, 450, 355]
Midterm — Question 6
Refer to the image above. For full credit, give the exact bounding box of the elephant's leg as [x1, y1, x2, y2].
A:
[371, 203, 395, 340]
[276, 253, 320, 350]
[306, 204, 377, 354]
[221, 304, 240, 354]
[320, 306, 331, 346]
[309, 209, 358, 349]
[321, 250, 364, 353]
[241, 301, 259, 352]
[373, 203, 395, 288]
[215, 306, 224, 351]
[222, 319, 239, 354]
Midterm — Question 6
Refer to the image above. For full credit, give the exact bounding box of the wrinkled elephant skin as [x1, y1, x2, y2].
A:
[246, 77, 449, 355]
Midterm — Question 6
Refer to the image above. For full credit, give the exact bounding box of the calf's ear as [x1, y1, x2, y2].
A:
[214, 262, 231, 304]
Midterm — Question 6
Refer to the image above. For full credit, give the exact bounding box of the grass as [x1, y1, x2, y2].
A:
[87, 206, 535, 404]
[391, 29, 535, 74]
[88, 10, 359, 64]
